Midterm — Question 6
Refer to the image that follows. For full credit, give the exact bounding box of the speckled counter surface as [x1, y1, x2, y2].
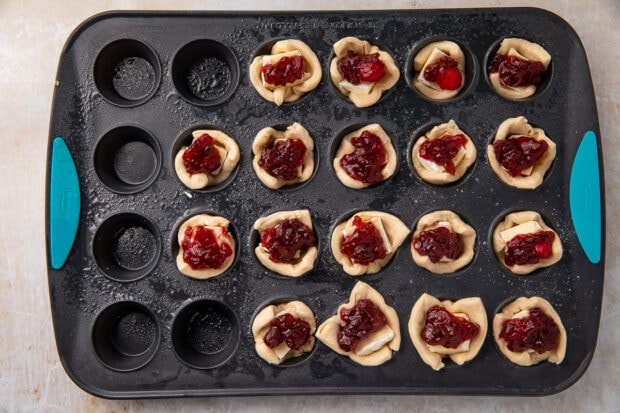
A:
[1, 0, 618, 411]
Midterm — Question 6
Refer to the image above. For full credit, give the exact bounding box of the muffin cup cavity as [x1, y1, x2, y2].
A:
[93, 212, 161, 282]
[94, 125, 162, 194]
[406, 37, 478, 102]
[91, 301, 160, 372]
[93, 39, 161, 107]
[171, 39, 240, 106]
[171, 299, 240, 369]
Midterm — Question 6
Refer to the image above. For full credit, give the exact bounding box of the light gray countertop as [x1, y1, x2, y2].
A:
[1, 0, 618, 411]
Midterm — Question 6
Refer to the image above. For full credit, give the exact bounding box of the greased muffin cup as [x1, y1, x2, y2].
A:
[46, 9, 604, 398]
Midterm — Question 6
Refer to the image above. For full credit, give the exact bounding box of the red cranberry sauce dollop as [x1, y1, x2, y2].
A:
[263, 313, 311, 350]
[493, 136, 549, 177]
[260, 218, 316, 264]
[261, 55, 306, 86]
[413, 226, 463, 264]
[182, 133, 222, 175]
[258, 138, 307, 181]
[499, 307, 560, 353]
[421, 305, 480, 349]
[488, 54, 546, 88]
[419, 134, 468, 175]
[181, 225, 233, 270]
[337, 299, 388, 352]
[337, 50, 386, 85]
[504, 231, 555, 267]
[423, 56, 463, 90]
[340, 215, 388, 265]
[340, 131, 387, 184]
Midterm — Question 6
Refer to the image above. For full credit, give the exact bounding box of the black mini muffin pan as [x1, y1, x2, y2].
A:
[46, 9, 604, 398]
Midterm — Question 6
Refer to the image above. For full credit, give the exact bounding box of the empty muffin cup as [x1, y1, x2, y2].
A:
[91, 301, 160, 372]
[93, 39, 161, 106]
[171, 299, 240, 369]
[94, 125, 162, 194]
[171, 39, 240, 106]
[93, 212, 160, 282]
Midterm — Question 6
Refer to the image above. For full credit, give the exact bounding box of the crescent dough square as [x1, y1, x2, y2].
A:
[487, 116, 556, 189]
[492, 210, 562, 275]
[329, 37, 400, 108]
[408, 293, 487, 370]
[411, 120, 477, 185]
[493, 296, 567, 366]
[252, 122, 315, 189]
[315, 281, 400, 366]
[333, 124, 397, 189]
[252, 300, 316, 365]
[176, 214, 235, 279]
[253, 209, 318, 277]
[489, 38, 551, 100]
[413, 40, 465, 100]
[174, 129, 240, 190]
[410, 210, 476, 274]
[331, 211, 410, 276]
[249, 39, 322, 106]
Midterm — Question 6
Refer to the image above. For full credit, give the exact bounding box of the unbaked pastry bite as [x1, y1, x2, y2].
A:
[249, 39, 322, 106]
[488, 38, 551, 100]
[411, 210, 476, 274]
[408, 293, 487, 370]
[413, 40, 465, 100]
[174, 129, 240, 190]
[252, 300, 316, 365]
[176, 214, 235, 279]
[333, 124, 397, 189]
[254, 209, 318, 277]
[331, 211, 409, 276]
[329, 37, 400, 108]
[315, 281, 400, 366]
[411, 120, 476, 185]
[493, 296, 566, 366]
[487, 116, 556, 189]
[252, 122, 315, 189]
[492, 210, 562, 275]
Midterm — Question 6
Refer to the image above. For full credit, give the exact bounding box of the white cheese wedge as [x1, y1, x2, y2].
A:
[427, 312, 472, 354]
[499, 221, 542, 244]
[512, 309, 531, 319]
[342, 216, 393, 254]
[507, 47, 528, 60]
[354, 324, 395, 356]
[272, 341, 291, 360]
[417, 145, 466, 173]
[338, 80, 373, 95]
[417, 47, 450, 90]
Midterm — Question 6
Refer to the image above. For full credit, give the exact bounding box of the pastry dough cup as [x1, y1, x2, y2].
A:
[411, 120, 477, 185]
[316, 281, 401, 366]
[487, 116, 556, 189]
[487, 38, 551, 100]
[411, 40, 466, 100]
[329, 37, 400, 108]
[252, 300, 316, 365]
[492, 210, 562, 275]
[252, 122, 315, 189]
[175, 213, 236, 280]
[408, 293, 487, 370]
[332, 123, 397, 189]
[250, 39, 322, 106]
[493, 296, 566, 366]
[410, 210, 476, 274]
[331, 210, 410, 276]
[253, 209, 318, 277]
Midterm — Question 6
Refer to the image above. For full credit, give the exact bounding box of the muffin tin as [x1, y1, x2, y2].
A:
[46, 9, 604, 398]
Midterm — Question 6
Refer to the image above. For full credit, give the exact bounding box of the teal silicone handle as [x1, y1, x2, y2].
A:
[569, 131, 602, 264]
[49, 137, 81, 269]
